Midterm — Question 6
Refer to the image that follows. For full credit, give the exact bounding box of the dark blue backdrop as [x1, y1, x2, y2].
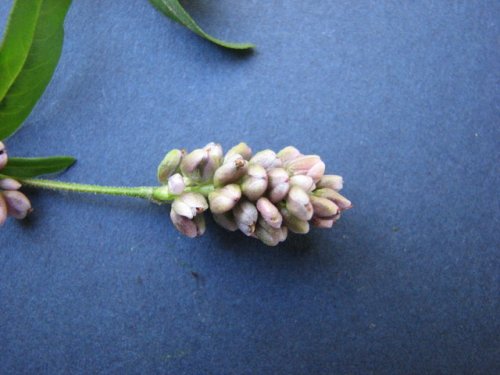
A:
[1, 1, 499, 374]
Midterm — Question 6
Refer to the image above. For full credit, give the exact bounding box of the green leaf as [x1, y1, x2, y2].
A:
[149, 0, 254, 50]
[1, 156, 76, 178]
[0, 0, 72, 140]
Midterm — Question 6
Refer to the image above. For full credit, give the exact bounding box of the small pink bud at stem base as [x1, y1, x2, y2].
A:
[0, 141, 7, 170]
[0, 194, 7, 225]
[2, 191, 32, 219]
[0, 178, 21, 191]
[167, 173, 185, 195]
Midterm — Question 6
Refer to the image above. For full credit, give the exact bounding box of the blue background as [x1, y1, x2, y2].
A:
[1, 1, 499, 374]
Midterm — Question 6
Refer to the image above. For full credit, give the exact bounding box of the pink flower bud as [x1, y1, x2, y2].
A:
[224, 142, 252, 162]
[212, 212, 238, 232]
[241, 164, 268, 201]
[280, 207, 310, 234]
[0, 142, 7, 170]
[286, 155, 325, 182]
[172, 192, 208, 219]
[267, 168, 290, 203]
[0, 178, 21, 191]
[254, 218, 287, 246]
[256, 197, 282, 229]
[310, 196, 339, 218]
[316, 175, 343, 191]
[201, 142, 223, 181]
[2, 190, 32, 219]
[0, 194, 7, 225]
[213, 155, 248, 187]
[157, 149, 184, 184]
[249, 150, 282, 170]
[170, 208, 206, 238]
[277, 146, 302, 166]
[286, 186, 313, 221]
[314, 188, 352, 210]
[233, 199, 258, 236]
[167, 173, 185, 195]
[311, 216, 335, 229]
[208, 184, 241, 214]
[180, 148, 207, 181]
[289, 175, 315, 192]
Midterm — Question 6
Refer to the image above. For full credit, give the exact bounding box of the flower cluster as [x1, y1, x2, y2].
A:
[158, 142, 352, 246]
[0, 141, 32, 225]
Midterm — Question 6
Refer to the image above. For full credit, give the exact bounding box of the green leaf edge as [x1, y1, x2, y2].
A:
[0, 0, 73, 140]
[0, 1, 42, 100]
[149, 0, 254, 50]
[1, 156, 76, 178]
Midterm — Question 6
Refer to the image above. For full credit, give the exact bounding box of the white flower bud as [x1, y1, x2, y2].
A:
[280, 207, 309, 234]
[254, 218, 287, 246]
[311, 216, 337, 228]
[201, 142, 223, 181]
[233, 199, 258, 236]
[213, 155, 248, 187]
[167, 173, 185, 195]
[286, 186, 313, 221]
[170, 208, 206, 238]
[289, 175, 315, 192]
[212, 212, 238, 232]
[249, 150, 282, 170]
[286, 155, 325, 182]
[180, 149, 207, 181]
[267, 168, 290, 203]
[277, 146, 302, 166]
[208, 184, 241, 214]
[314, 188, 352, 210]
[256, 197, 282, 229]
[317, 175, 343, 191]
[172, 192, 208, 219]
[241, 164, 268, 201]
[310, 196, 339, 218]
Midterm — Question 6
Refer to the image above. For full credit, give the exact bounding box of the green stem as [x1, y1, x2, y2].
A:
[14, 177, 216, 204]
[19, 177, 156, 200]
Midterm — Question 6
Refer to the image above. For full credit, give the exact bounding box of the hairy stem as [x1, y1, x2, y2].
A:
[14, 177, 216, 203]
[19, 178, 156, 200]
